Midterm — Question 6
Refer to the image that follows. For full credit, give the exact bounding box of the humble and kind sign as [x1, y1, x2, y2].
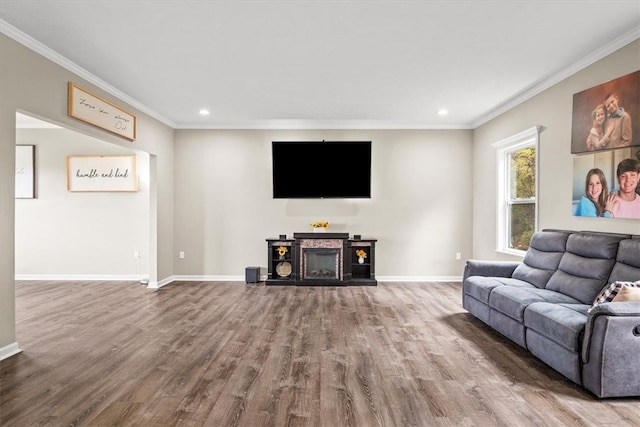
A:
[76, 167, 130, 179]
[67, 155, 138, 192]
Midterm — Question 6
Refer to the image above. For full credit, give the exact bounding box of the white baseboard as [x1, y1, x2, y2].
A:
[146, 275, 177, 291]
[0, 342, 22, 361]
[160, 275, 462, 285]
[171, 275, 246, 282]
[378, 276, 462, 282]
[15, 274, 462, 289]
[15, 274, 147, 281]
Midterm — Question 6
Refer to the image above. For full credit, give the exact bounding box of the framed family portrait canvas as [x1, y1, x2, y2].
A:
[571, 70, 640, 154]
[572, 148, 640, 220]
[15, 145, 35, 199]
[571, 70, 640, 221]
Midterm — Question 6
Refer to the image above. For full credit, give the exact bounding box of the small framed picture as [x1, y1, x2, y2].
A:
[16, 145, 35, 199]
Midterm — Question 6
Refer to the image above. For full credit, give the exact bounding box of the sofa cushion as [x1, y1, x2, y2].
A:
[524, 303, 588, 352]
[489, 286, 581, 321]
[511, 231, 570, 288]
[547, 266, 613, 305]
[464, 276, 534, 304]
[570, 232, 629, 258]
[608, 238, 640, 283]
[512, 249, 562, 289]
[546, 233, 625, 304]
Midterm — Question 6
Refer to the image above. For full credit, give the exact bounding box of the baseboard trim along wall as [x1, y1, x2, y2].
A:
[163, 275, 463, 284]
[15, 274, 148, 282]
[379, 276, 462, 282]
[0, 342, 22, 362]
[173, 274, 462, 282]
[15, 275, 463, 287]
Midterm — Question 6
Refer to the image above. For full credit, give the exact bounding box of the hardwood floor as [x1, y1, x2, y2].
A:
[1, 281, 638, 426]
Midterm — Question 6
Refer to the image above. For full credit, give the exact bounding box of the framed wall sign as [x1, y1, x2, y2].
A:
[68, 82, 137, 140]
[66, 155, 138, 192]
[16, 145, 35, 198]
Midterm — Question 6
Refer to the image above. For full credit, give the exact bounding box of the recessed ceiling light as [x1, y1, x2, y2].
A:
[199, 109, 210, 116]
[437, 109, 448, 116]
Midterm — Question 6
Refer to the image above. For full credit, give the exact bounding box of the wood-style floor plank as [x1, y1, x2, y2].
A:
[1, 280, 639, 426]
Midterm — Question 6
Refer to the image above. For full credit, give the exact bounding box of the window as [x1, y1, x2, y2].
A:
[493, 127, 538, 255]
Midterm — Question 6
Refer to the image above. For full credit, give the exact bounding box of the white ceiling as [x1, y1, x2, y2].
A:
[2, 1, 639, 129]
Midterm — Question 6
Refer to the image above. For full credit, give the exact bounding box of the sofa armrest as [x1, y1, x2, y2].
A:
[581, 302, 640, 398]
[462, 260, 520, 282]
[587, 301, 640, 318]
[582, 302, 640, 363]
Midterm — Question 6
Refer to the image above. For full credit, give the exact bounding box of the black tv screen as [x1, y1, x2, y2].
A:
[272, 141, 371, 198]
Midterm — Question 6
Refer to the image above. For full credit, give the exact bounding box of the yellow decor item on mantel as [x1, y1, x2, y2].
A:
[310, 221, 329, 232]
[277, 246, 288, 259]
[355, 249, 367, 259]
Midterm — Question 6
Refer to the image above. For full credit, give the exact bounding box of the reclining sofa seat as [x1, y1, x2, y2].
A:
[581, 236, 640, 397]
[462, 230, 572, 339]
[522, 232, 626, 384]
[462, 230, 640, 398]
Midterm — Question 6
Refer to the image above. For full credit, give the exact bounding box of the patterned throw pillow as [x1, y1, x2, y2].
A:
[589, 280, 640, 312]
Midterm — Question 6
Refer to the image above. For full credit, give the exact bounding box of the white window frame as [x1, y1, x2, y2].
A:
[492, 126, 539, 256]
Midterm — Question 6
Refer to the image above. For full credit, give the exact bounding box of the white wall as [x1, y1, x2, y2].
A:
[174, 129, 473, 279]
[15, 127, 148, 278]
[472, 40, 640, 261]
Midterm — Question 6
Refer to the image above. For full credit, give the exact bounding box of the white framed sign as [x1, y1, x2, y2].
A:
[66, 155, 138, 192]
[16, 145, 35, 198]
[68, 83, 137, 140]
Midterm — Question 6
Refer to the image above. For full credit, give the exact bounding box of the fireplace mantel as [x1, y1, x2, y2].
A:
[266, 233, 376, 286]
[292, 232, 349, 239]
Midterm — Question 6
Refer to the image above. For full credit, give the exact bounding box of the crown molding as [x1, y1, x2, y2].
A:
[175, 120, 472, 130]
[3, 18, 638, 131]
[472, 26, 640, 129]
[0, 19, 175, 129]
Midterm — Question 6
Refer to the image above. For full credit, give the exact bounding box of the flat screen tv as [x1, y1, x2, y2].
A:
[272, 141, 371, 198]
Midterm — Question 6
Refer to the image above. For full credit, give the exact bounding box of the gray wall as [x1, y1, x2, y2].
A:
[472, 40, 640, 261]
[173, 129, 473, 279]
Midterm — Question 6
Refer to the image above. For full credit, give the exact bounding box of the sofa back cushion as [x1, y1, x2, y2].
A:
[511, 230, 571, 288]
[546, 232, 626, 303]
[608, 238, 640, 283]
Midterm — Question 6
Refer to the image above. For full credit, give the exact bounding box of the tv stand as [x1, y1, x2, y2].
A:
[266, 233, 376, 286]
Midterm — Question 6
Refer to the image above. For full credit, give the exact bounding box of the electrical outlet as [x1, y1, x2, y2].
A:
[456, 252, 461, 260]
[134, 251, 140, 259]
[179, 251, 185, 259]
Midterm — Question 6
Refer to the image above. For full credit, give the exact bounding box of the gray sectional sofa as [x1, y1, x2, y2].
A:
[462, 230, 640, 398]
